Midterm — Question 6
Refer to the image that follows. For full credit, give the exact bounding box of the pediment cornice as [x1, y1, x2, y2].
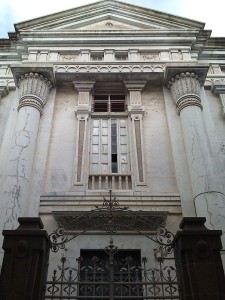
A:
[15, 0, 205, 34]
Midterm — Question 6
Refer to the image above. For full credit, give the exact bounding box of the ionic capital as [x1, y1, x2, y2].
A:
[17, 73, 52, 114]
[168, 72, 202, 114]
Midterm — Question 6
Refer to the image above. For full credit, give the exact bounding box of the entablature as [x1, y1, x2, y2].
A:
[24, 48, 194, 64]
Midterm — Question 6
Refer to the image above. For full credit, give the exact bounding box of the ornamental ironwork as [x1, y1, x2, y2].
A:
[45, 238, 179, 300]
[49, 190, 175, 255]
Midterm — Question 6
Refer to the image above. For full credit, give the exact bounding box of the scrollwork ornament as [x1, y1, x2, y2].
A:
[102, 189, 120, 210]
[104, 219, 120, 235]
[49, 223, 68, 252]
[49, 190, 175, 254]
[156, 227, 174, 254]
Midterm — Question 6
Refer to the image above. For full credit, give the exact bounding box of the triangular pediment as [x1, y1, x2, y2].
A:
[66, 18, 155, 31]
[15, 0, 205, 33]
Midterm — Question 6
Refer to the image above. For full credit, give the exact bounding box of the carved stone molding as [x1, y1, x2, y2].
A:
[140, 53, 159, 61]
[60, 54, 79, 62]
[73, 81, 95, 92]
[124, 81, 146, 114]
[74, 81, 95, 114]
[18, 73, 52, 114]
[55, 64, 165, 74]
[168, 72, 202, 114]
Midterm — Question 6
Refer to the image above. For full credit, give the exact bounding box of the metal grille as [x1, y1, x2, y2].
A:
[45, 248, 179, 300]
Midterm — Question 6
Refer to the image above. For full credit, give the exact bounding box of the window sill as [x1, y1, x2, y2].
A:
[91, 112, 128, 117]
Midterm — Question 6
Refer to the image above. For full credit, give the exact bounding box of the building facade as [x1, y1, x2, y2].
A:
[0, 0, 225, 293]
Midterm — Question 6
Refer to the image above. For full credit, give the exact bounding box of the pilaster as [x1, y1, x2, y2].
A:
[73, 81, 95, 185]
[80, 50, 90, 62]
[124, 81, 146, 186]
[104, 49, 114, 61]
[129, 49, 139, 61]
[211, 82, 225, 118]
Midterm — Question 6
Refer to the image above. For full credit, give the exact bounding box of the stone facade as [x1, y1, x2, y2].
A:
[0, 0, 225, 273]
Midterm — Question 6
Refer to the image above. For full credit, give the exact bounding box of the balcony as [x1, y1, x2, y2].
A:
[88, 174, 132, 190]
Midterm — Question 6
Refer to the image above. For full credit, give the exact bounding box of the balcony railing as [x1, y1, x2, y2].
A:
[88, 174, 132, 190]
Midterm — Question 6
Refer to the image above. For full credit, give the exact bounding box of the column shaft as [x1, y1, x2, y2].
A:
[168, 71, 225, 230]
[0, 73, 52, 240]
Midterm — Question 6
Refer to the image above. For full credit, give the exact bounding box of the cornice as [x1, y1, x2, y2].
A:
[164, 63, 209, 86]
[19, 30, 201, 36]
[211, 81, 225, 95]
[10, 63, 55, 87]
[18, 33, 197, 47]
[73, 81, 95, 92]
[15, 0, 204, 33]
[124, 80, 146, 91]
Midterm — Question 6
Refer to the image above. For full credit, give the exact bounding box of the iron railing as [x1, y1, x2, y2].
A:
[45, 250, 179, 299]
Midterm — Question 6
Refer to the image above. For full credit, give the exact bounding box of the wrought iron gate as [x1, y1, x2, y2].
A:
[46, 191, 179, 299]
[45, 241, 179, 299]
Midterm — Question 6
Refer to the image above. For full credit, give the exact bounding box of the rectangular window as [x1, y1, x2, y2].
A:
[115, 52, 128, 61]
[93, 94, 126, 112]
[91, 52, 104, 61]
[90, 118, 129, 174]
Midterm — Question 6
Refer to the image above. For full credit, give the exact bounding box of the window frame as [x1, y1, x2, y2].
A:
[90, 117, 130, 175]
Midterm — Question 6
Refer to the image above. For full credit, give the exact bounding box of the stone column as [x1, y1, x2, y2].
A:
[0, 72, 52, 234]
[124, 81, 146, 186]
[166, 67, 225, 232]
[73, 82, 94, 186]
[211, 81, 225, 118]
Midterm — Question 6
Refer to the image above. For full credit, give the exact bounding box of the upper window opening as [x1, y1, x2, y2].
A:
[115, 52, 128, 61]
[93, 94, 126, 112]
[91, 52, 104, 61]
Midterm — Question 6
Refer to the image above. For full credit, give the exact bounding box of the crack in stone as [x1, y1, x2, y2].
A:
[2, 109, 31, 229]
[205, 195, 215, 229]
